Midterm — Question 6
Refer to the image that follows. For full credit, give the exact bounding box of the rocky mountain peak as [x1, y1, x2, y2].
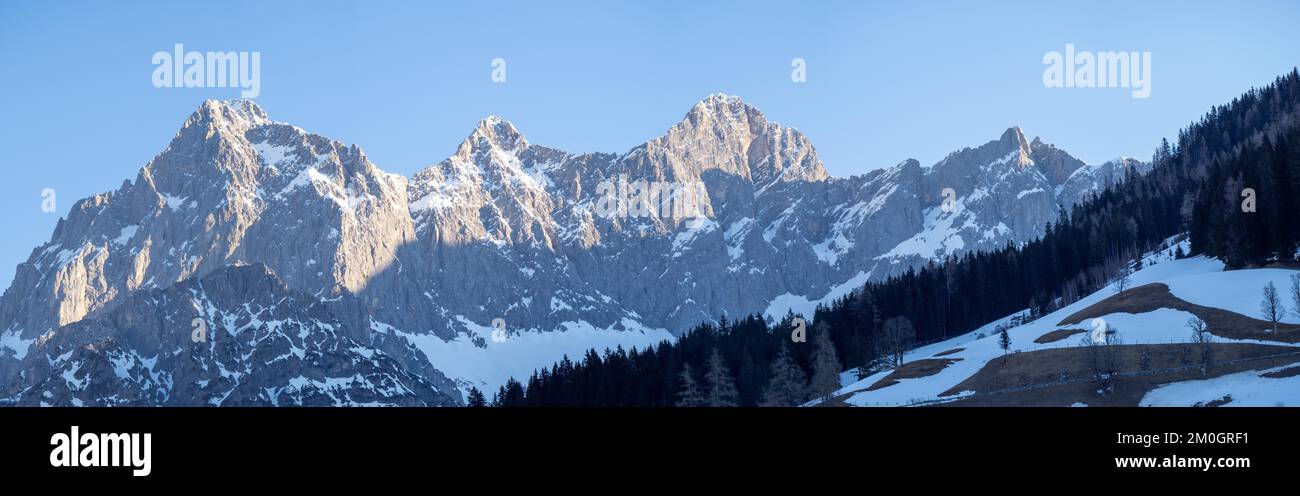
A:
[186, 99, 271, 134]
[457, 115, 529, 157]
[998, 126, 1033, 162]
[685, 93, 760, 123]
[931, 126, 1035, 185]
[625, 93, 826, 185]
[1028, 135, 1088, 186]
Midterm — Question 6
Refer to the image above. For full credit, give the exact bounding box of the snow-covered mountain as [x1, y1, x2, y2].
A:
[0, 96, 1148, 400]
[827, 239, 1300, 407]
[2, 263, 460, 406]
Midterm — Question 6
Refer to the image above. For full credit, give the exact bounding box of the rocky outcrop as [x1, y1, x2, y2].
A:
[2, 263, 460, 406]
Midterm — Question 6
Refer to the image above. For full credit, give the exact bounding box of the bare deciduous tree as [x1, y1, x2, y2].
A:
[1290, 274, 1300, 320]
[1081, 323, 1121, 395]
[881, 316, 916, 369]
[1261, 281, 1283, 334]
[1188, 316, 1214, 375]
[1115, 262, 1133, 294]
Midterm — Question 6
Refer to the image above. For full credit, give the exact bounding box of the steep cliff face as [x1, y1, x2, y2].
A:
[0, 100, 414, 338]
[0, 96, 1146, 396]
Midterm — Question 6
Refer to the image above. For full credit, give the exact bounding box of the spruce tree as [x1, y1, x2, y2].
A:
[809, 323, 841, 401]
[466, 387, 487, 407]
[761, 345, 808, 407]
[675, 363, 704, 407]
[502, 378, 526, 406]
[491, 386, 506, 407]
[703, 349, 740, 407]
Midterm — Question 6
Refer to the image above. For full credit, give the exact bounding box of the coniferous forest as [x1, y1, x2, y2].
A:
[484, 70, 1300, 407]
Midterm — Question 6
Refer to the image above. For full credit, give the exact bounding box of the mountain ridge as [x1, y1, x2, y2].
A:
[0, 95, 1147, 396]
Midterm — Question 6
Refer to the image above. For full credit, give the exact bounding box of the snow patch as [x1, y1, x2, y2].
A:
[1141, 364, 1300, 407]
[763, 271, 870, 322]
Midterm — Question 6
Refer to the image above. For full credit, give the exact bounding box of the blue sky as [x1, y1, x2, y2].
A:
[0, 0, 1297, 286]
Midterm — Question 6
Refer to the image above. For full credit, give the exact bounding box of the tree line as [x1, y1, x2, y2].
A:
[470, 69, 1300, 407]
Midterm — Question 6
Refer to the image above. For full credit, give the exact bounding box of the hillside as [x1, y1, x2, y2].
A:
[829, 240, 1300, 407]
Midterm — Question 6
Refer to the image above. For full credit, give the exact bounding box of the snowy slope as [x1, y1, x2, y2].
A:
[379, 318, 673, 397]
[1140, 364, 1300, 407]
[830, 240, 1300, 406]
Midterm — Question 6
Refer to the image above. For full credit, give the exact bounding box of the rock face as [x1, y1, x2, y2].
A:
[0, 100, 414, 337]
[2, 263, 460, 406]
[1054, 156, 1152, 209]
[0, 96, 1147, 399]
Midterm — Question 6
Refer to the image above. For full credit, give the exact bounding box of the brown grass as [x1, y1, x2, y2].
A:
[1056, 283, 1300, 343]
[1034, 328, 1088, 344]
[865, 358, 961, 391]
[937, 342, 1300, 406]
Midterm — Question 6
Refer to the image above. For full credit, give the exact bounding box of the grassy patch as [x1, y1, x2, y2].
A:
[865, 358, 962, 391]
[1034, 328, 1088, 344]
[937, 342, 1300, 406]
[1057, 283, 1300, 343]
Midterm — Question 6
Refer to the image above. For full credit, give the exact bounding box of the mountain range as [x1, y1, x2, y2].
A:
[0, 95, 1148, 405]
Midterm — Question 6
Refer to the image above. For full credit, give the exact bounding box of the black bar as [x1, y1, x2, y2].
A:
[2, 407, 1291, 485]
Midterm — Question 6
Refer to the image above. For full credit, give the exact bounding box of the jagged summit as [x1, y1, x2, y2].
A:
[998, 126, 1030, 149]
[191, 99, 272, 129]
[458, 115, 529, 156]
[678, 93, 769, 133]
[686, 93, 759, 118]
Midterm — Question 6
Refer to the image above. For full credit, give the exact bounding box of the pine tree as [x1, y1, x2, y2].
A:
[760, 345, 808, 407]
[998, 327, 1011, 355]
[501, 378, 526, 406]
[675, 364, 704, 407]
[491, 386, 505, 407]
[856, 338, 886, 380]
[703, 349, 739, 407]
[809, 323, 841, 401]
[466, 387, 487, 407]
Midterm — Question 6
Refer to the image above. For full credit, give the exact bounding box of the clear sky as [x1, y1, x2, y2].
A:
[0, 0, 1297, 286]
